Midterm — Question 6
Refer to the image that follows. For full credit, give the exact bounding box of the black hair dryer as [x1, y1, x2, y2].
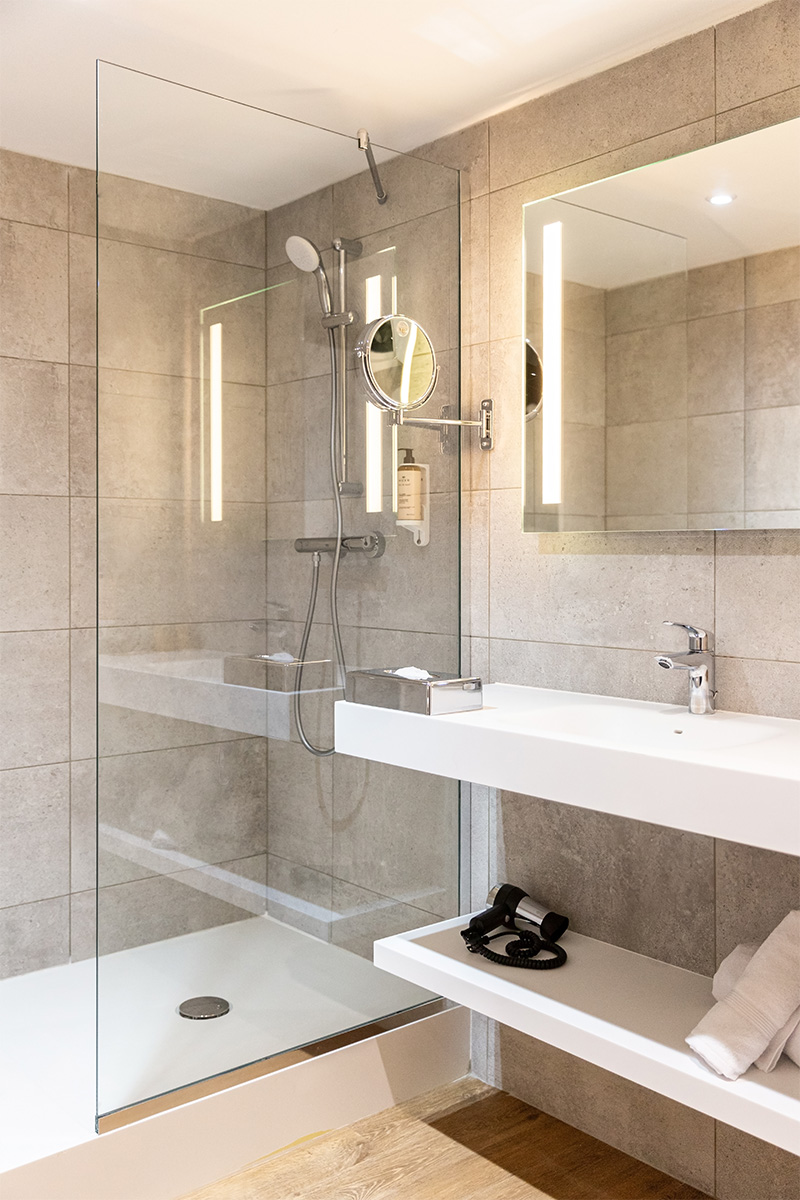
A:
[467, 883, 569, 944]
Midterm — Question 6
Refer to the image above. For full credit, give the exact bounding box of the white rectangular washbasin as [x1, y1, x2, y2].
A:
[335, 684, 800, 854]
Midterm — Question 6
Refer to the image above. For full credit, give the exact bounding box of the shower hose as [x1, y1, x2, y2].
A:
[292, 327, 347, 757]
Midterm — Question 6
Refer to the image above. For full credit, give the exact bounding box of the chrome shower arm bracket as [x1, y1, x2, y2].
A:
[357, 128, 388, 205]
[391, 398, 494, 451]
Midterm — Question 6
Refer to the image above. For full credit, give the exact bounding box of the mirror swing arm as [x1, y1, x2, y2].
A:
[389, 399, 494, 451]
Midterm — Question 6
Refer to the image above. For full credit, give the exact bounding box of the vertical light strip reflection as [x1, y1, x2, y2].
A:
[542, 221, 563, 506]
[365, 275, 383, 513]
[210, 322, 223, 522]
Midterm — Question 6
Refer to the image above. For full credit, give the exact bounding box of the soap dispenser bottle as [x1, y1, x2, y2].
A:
[396, 447, 430, 546]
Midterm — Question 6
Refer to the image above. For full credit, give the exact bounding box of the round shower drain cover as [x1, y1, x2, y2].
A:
[178, 996, 230, 1020]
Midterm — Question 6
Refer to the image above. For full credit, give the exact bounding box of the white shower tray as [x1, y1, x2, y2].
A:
[374, 914, 800, 1155]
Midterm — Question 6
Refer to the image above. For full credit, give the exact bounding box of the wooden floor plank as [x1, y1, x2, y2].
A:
[181, 1078, 711, 1200]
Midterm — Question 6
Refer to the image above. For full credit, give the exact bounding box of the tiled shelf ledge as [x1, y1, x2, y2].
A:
[374, 915, 800, 1155]
[334, 685, 800, 855]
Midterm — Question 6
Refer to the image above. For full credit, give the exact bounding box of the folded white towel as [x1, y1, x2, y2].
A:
[686, 910, 800, 1080]
[712, 942, 800, 1072]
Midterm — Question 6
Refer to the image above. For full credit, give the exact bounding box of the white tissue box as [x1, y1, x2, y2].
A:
[344, 668, 483, 715]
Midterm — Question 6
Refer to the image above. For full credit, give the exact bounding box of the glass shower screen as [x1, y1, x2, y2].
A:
[95, 62, 462, 1124]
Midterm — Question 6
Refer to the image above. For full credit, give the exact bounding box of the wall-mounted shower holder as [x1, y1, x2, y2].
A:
[390, 398, 493, 451]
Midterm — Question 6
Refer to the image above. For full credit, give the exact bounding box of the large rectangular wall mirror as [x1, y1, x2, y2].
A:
[522, 117, 800, 533]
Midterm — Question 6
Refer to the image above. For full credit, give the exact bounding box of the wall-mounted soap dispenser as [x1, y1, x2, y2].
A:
[396, 447, 430, 546]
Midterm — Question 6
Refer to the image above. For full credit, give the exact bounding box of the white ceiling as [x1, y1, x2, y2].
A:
[0, 0, 775, 202]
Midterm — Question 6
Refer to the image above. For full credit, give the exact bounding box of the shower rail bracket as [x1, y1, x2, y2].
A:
[391, 398, 493, 451]
[321, 310, 355, 329]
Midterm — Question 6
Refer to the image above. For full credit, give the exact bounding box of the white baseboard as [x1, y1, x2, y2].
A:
[1, 1006, 470, 1200]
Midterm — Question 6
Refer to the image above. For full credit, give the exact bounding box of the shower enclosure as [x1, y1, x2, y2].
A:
[95, 64, 462, 1123]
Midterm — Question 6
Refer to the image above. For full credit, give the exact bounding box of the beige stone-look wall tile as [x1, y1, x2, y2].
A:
[268, 738, 332, 875]
[0, 630, 69, 769]
[0, 150, 68, 229]
[69, 364, 96, 498]
[412, 121, 489, 201]
[332, 151, 459, 243]
[0, 895, 69, 979]
[745, 299, 800, 409]
[266, 260, 329, 386]
[68, 166, 95, 236]
[715, 1123, 800, 1200]
[0, 220, 68, 362]
[98, 499, 265, 626]
[0, 358, 69, 495]
[266, 374, 334, 503]
[95, 738, 266, 888]
[462, 341, 490, 492]
[489, 637, 687, 706]
[70, 628, 96, 761]
[0, 763, 70, 907]
[461, 193, 489, 349]
[715, 840, 800, 965]
[606, 418, 687, 519]
[495, 1027, 715, 1195]
[715, 0, 800, 113]
[688, 412, 745, 514]
[688, 259, 745, 319]
[745, 406, 800, 512]
[745, 245, 800, 308]
[489, 490, 713, 646]
[266, 854, 332, 940]
[70, 496, 96, 629]
[96, 173, 265, 267]
[687, 311, 745, 415]
[72, 855, 266, 960]
[496, 792, 715, 972]
[715, 85, 800, 142]
[330, 878, 440, 962]
[606, 323, 687, 426]
[70, 758, 96, 894]
[96, 237, 265, 381]
[715, 530, 800, 662]
[266, 184, 332, 269]
[98, 369, 265, 503]
[489, 338, 524, 491]
[605, 273, 686, 335]
[68, 232, 96, 367]
[716, 654, 800, 718]
[0, 495, 69, 631]
[465, 490, 489, 639]
[489, 31, 715, 192]
[333, 754, 459, 919]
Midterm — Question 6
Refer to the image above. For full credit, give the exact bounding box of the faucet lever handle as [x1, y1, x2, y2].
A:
[662, 621, 708, 651]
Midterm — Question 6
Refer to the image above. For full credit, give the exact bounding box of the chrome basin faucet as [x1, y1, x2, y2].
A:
[655, 622, 716, 714]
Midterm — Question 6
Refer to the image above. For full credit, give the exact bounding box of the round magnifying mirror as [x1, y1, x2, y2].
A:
[355, 315, 438, 412]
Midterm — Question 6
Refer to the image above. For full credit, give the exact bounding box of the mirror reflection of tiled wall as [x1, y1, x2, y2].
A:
[525, 244, 799, 531]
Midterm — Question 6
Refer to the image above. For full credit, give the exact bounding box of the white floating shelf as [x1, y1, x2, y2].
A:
[374, 914, 800, 1155]
[335, 684, 800, 854]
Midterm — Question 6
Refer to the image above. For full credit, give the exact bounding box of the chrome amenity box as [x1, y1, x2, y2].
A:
[345, 668, 483, 716]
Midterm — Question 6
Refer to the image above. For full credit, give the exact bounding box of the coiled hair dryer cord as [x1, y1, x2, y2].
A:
[460, 883, 569, 970]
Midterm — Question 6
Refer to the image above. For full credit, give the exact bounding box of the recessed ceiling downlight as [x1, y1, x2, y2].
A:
[707, 192, 735, 205]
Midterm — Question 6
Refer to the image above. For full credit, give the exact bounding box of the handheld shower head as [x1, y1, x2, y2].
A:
[285, 235, 332, 315]
[285, 235, 321, 273]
